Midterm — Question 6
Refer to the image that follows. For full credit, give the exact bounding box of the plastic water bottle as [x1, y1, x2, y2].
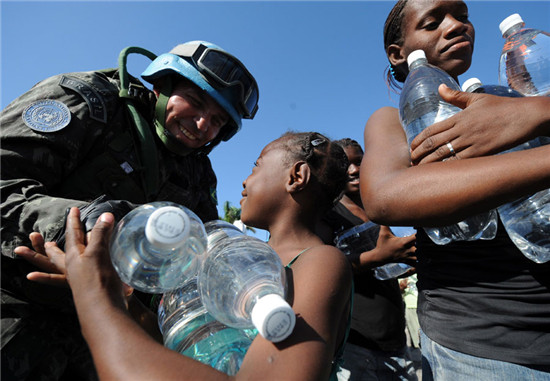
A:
[335, 222, 414, 280]
[198, 235, 295, 342]
[110, 201, 207, 293]
[498, 14, 550, 145]
[204, 220, 245, 251]
[158, 277, 256, 375]
[335, 221, 379, 257]
[399, 50, 498, 245]
[498, 13, 550, 97]
[462, 77, 524, 98]
[462, 78, 550, 263]
[373, 227, 416, 281]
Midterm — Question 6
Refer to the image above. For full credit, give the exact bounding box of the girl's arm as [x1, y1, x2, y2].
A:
[360, 106, 550, 227]
[58, 208, 351, 380]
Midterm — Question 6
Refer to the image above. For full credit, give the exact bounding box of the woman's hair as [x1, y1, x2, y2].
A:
[383, 0, 410, 91]
[277, 131, 349, 211]
[334, 138, 364, 155]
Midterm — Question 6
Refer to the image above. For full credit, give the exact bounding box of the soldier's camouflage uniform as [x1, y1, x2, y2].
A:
[0, 69, 220, 380]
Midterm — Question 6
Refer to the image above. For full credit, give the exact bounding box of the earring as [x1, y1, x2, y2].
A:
[389, 65, 397, 80]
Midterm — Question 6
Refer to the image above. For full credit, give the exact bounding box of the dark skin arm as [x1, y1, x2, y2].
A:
[14, 232, 163, 344]
[360, 105, 550, 227]
[37, 208, 350, 381]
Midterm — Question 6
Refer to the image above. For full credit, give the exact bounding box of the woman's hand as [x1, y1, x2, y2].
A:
[410, 84, 539, 164]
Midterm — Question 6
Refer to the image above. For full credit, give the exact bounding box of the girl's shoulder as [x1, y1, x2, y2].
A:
[290, 245, 351, 286]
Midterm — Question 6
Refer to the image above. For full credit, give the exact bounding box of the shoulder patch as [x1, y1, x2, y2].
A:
[59, 75, 107, 123]
[22, 99, 71, 132]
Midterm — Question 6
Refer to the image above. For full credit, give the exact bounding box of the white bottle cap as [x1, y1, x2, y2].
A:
[145, 206, 190, 250]
[407, 50, 426, 68]
[251, 294, 296, 343]
[499, 13, 523, 36]
[461, 77, 482, 92]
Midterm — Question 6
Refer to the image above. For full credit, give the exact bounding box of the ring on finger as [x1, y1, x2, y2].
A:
[446, 142, 456, 156]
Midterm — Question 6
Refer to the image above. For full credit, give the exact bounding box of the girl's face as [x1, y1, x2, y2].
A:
[240, 141, 288, 229]
[343, 146, 363, 196]
[391, 0, 475, 80]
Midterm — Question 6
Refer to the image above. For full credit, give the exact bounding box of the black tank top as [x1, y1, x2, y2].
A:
[417, 218, 550, 366]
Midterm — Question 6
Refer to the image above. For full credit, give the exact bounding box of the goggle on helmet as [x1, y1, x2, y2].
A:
[141, 41, 259, 141]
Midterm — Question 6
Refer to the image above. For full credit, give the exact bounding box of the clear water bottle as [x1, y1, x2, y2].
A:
[462, 77, 524, 98]
[498, 13, 550, 97]
[335, 221, 379, 257]
[399, 50, 498, 245]
[462, 78, 550, 263]
[110, 201, 207, 293]
[198, 235, 295, 342]
[498, 15, 550, 145]
[204, 220, 245, 251]
[373, 226, 416, 281]
[158, 277, 256, 375]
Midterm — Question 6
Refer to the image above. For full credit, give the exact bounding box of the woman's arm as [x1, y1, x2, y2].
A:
[360, 106, 550, 226]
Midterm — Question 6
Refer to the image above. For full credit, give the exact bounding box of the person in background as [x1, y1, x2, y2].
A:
[1, 40, 259, 380]
[398, 274, 422, 380]
[16, 131, 353, 381]
[319, 138, 418, 381]
[361, 0, 550, 379]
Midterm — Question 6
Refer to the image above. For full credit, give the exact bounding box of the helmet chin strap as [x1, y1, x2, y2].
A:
[154, 76, 195, 156]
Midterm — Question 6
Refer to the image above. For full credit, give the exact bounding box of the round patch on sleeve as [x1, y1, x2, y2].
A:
[22, 99, 71, 132]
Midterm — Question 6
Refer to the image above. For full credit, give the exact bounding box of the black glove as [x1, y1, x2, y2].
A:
[53, 195, 138, 249]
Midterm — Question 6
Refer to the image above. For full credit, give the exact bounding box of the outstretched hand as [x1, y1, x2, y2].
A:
[410, 84, 535, 165]
[62, 208, 130, 303]
[14, 232, 69, 287]
[16, 208, 131, 300]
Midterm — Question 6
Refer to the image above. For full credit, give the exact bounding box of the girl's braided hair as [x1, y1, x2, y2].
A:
[277, 131, 349, 211]
[383, 0, 410, 92]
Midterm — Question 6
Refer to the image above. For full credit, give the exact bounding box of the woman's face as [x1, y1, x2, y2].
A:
[392, 0, 475, 80]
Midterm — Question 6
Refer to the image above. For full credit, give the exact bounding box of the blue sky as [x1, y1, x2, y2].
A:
[2, 0, 549, 240]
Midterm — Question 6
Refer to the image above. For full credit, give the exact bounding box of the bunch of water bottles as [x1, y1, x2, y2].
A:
[110, 202, 296, 375]
[397, 13, 549, 264]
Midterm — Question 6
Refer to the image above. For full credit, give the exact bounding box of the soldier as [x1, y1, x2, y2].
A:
[0, 40, 259, 380]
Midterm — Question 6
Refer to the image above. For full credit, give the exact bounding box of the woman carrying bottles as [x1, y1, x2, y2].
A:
[360, 0, 550, 379]
[15, 132, 352, 380]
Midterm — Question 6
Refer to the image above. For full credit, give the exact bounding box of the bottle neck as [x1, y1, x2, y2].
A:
[409, 58, 428, 71]
[465, 82, 482, 93]
[503, 22, 525, 38]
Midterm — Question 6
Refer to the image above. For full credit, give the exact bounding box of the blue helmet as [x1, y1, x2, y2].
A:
[142, 41, 259, 142]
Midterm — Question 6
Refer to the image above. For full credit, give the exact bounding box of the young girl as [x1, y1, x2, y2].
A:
[361, 0, 550, 379]
[17, 131, 353, 380]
